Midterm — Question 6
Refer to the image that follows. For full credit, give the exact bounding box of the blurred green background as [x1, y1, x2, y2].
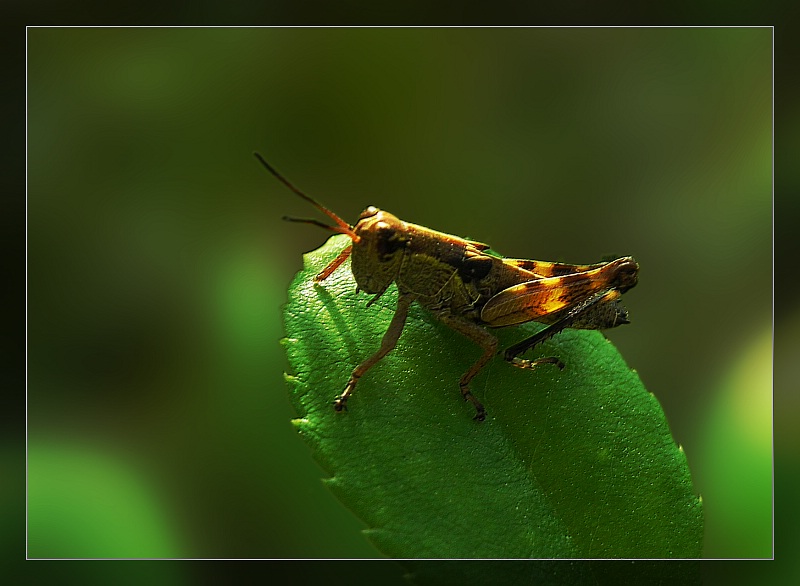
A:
[26, 27, 772, 565]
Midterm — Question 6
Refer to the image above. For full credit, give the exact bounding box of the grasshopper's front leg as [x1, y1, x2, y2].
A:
[335, 292, 416, 413]
[435, 313, 499, 421]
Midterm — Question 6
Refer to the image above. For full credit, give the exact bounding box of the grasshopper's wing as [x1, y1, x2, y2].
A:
[503, 259, 606, 278]
[481, 271, 611, 327]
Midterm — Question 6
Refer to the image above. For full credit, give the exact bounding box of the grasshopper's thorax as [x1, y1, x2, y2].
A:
[350, 207, 410, 294]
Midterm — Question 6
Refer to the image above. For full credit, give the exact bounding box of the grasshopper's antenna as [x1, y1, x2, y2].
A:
[254, 152, 358, 241]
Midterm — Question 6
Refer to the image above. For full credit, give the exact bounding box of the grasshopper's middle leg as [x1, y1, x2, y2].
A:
[436, 314, 499, 421]
[334, 292, 415, 413]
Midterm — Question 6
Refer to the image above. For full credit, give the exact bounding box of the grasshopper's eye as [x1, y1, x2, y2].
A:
[375, 221, 395, 241]
[375, 221, 406, 259]
[359, 206, 379, 220]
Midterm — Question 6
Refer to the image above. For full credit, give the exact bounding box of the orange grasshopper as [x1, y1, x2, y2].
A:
[259, 154, 639, 421]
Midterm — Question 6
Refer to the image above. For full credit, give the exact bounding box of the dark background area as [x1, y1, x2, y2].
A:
[15, 25, 789, 583]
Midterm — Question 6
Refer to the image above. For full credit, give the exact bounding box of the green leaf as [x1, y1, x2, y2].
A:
[283, 235, 703, 560]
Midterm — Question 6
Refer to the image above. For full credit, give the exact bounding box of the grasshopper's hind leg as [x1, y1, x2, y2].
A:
[509, 354, 565, 371]
[504, 322, 567, 370]
[503, 289, 625, 369]
[436, 314, 499, 421]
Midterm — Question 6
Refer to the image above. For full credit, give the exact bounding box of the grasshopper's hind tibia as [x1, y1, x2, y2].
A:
[334, 292, 415, 412]
[504, 288, 625, 365]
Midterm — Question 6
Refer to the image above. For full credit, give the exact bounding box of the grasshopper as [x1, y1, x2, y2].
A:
[259, 153, 639, 421]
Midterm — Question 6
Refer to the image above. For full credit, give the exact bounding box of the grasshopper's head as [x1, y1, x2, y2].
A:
[349, 207, 410, 294]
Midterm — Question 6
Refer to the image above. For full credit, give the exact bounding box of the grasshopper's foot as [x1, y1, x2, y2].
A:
[510, 356, 565, 371]
[460, 385, 486, 422]
[334, 378, 358, 413]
